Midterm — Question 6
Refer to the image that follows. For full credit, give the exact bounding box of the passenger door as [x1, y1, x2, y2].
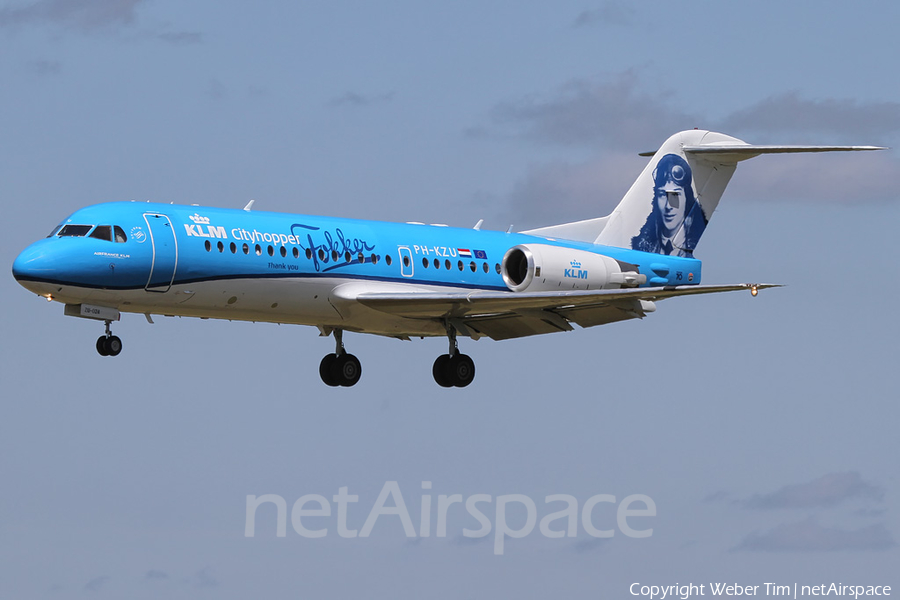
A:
[144, 213, 178, 292]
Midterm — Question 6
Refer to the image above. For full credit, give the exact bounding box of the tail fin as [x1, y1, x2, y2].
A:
[525, 130, 884, 255]
[597, 130, 740, 256]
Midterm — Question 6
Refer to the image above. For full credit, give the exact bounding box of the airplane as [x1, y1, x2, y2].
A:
[12, 129, 884, 388]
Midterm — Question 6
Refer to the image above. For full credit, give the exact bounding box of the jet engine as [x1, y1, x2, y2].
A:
[500, 244, 646, 292]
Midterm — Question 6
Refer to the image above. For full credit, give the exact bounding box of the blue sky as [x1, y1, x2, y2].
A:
[1, 1, 898, 598]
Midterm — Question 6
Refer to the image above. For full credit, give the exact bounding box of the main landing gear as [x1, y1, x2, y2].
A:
[95, 320, 122, 357]
[319, 329, 362, 387]
[432, 326, 475, 388]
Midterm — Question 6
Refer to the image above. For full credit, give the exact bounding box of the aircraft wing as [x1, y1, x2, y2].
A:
[340, 283, 780, 341]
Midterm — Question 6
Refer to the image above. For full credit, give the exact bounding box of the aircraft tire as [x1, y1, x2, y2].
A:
[432, 355, 453, 387]
[319, 353, 340, 387]
[106, 336, 122, 356]
[334, 353, 362, 387]
[96, 336, 110, 356]
[447, 353, 475, 388]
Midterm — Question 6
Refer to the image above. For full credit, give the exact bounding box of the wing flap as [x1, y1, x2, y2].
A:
[464, 313, 571, 340]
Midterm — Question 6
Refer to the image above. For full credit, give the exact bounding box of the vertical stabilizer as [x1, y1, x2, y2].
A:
[596, 130, 743, 256]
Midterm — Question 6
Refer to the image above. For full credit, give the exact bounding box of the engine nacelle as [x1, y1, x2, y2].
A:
[501, 244, 646, 292]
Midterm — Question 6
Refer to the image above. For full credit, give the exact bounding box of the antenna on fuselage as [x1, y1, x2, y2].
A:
[243, 199, 255, 212]
[473, 219, 483, 230]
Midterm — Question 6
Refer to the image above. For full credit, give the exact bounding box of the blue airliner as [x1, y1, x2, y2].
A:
[12, 130, 882, 387]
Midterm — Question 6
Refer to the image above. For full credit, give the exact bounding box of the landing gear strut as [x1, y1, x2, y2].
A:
[433, 325, 475, 388]
[319, 329, 362, 387]
[95, 320, 122, 357]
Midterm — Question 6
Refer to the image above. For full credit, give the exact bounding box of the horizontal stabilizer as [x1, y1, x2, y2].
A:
[682, 144, 887, 162]
[640, 143, 885, 158]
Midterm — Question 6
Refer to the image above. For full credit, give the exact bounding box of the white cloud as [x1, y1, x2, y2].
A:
[573, 3, 636, 28]
[734, 518, 894, 552]
[0, 0, 143, 32]
[328, 91, 395, 109]
[505, 153, 644, 229]
[742, 471, 884, 509]
[728, 151, 898, 205]
[476, 71, 697, 150]
[720, 92, 900, 145]
[84, 575, 110, 591]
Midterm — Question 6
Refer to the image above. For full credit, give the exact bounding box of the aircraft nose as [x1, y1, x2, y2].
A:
[12, 240, 57, 284]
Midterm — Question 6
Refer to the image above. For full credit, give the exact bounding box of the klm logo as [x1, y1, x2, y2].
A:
[564, 259, 588, 279]
[184, 223, 228, 238]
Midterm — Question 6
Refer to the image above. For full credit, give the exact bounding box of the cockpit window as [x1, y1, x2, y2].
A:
[48, 225, 63, 238]
[90, 226, 113, 241]
[58, 225, 92, 237]
[114, 226, 127, 243]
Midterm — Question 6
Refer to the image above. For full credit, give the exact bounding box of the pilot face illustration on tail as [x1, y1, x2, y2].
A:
[631, 154, 707, 257]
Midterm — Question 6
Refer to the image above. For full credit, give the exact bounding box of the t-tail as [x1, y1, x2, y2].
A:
[523, 129, 885, 256]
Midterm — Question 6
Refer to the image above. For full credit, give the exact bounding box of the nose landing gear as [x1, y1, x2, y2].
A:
[319, 329, 362, 387]
[432, 325, 475, 388]
[95, 320, 122, 357]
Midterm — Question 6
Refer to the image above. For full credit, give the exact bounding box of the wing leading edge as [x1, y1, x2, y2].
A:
[341, 283, 780, 341]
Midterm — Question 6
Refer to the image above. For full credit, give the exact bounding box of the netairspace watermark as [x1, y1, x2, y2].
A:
[630, 583, 892, 599]
[244, 481, 656, 555]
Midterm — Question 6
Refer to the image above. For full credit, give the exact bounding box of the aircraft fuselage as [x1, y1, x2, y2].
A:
[13, 201, 702, 339]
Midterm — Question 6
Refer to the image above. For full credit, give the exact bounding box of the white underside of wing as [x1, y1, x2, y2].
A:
[347, 283, 779, 313]
[338, 283, 781, 340]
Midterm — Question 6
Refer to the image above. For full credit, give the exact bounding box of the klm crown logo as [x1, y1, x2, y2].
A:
[564, 258, 588, 280]
[189, 213, 211, 225]
[184, 213, 227, 239]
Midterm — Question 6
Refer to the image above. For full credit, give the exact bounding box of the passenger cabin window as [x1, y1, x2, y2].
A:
[89, 226, 112, 241]
[114, 226, 127, 243]
[58, 225, 92, 237]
